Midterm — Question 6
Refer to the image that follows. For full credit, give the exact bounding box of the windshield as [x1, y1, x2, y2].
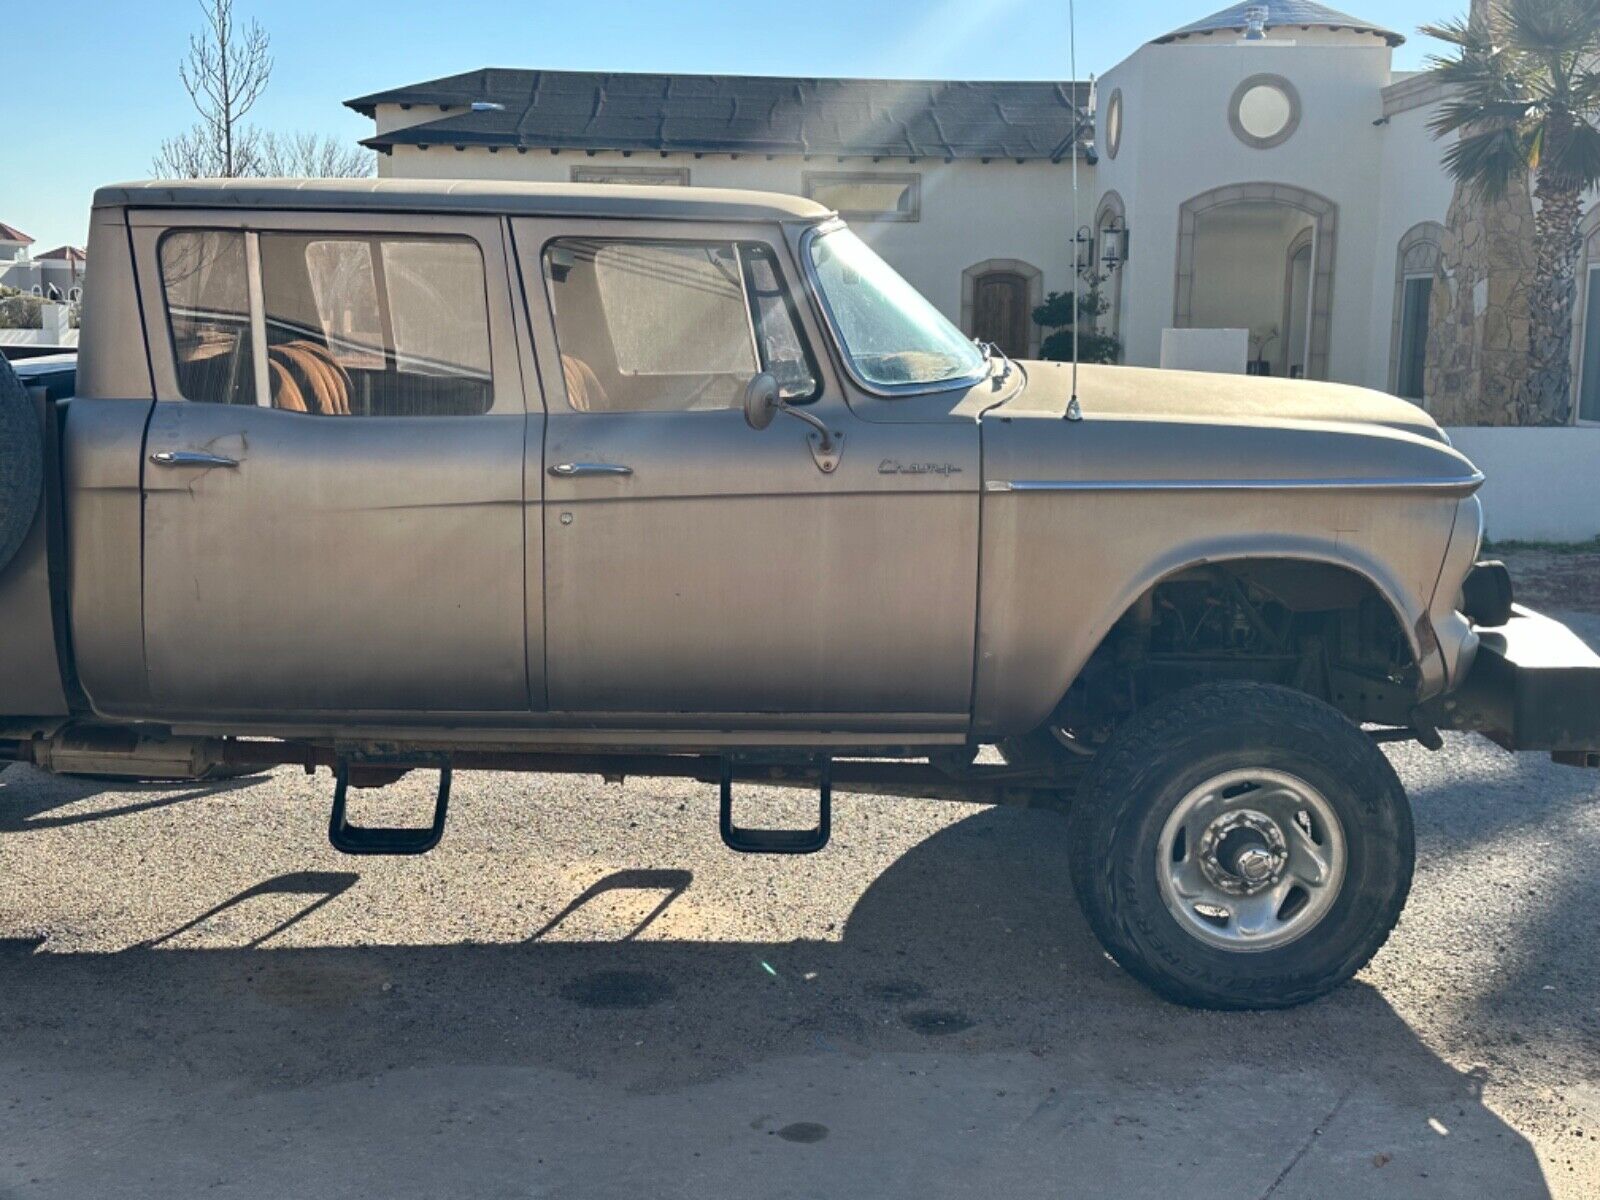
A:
[807, 227, 987, 390]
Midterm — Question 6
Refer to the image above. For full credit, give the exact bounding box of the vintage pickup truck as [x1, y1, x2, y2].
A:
[3, 178, 1598, 1009]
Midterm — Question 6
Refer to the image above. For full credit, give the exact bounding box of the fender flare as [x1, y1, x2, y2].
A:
[983, 535, 1433, 739]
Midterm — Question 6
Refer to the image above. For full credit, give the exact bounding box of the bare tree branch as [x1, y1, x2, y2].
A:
[171, 0, 272, 177]
[257, 131, 375, 178]
[152, 1, 370, 182]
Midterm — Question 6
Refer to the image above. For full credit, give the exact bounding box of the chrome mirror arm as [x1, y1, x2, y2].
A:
[777, 400, 835, 453]
[778, 400, 844, 474]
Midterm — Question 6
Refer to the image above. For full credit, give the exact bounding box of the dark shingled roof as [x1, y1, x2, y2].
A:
[348, 69, 1091, 161]
[1154, 0, 1403, 46]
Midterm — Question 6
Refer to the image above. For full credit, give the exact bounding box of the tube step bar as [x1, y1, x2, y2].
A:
[718, 754, 832, 855]
[328, 755, 452, 856]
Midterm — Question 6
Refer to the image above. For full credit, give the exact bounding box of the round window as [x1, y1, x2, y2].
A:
[1229, 75, 1301, 149]
[1105, 88, 1123, 160]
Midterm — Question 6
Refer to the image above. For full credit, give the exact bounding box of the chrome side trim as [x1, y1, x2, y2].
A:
[984, 472, 1486, 495]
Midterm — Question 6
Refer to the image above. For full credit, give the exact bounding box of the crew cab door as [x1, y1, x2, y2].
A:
[134, 213, 530, 717]
[513, 218, 978, 724]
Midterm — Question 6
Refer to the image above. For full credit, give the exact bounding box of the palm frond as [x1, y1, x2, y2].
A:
[1502, 0, 1600, 59]
[1568, 69, 1600, 120]
[1419, 16, 1474, 50]
[1425, 0, 1600, 197]
[1541, 118, 1600, 190]
[1441, 125, 1534, 199]
[1429, 95, 1533, 140]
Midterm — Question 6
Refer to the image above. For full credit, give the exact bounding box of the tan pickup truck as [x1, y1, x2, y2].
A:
[3, 178, 1596, 1009]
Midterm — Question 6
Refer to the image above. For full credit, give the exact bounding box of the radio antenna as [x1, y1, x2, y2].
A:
[1066, 0, 1084, 421]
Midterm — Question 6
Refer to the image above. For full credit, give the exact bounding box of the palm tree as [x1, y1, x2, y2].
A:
[1425, 0, 1600, 423]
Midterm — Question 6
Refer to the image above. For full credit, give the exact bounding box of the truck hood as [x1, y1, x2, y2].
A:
[978, 361, 1447, 442]
[971, 360, 1483, 498]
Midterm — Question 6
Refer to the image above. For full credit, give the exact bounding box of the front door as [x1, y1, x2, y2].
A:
[514, 219, 979, 724]
[973, 271, 1030, 357]
[136, 215, 530, 718]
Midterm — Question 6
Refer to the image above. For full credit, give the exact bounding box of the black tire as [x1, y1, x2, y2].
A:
[0, 355, 44, 576]
[1067, 682, 1413, 1010]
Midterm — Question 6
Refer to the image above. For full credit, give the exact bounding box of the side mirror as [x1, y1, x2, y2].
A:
[741, 371, 844, 473]
[743, 371, 780, 431]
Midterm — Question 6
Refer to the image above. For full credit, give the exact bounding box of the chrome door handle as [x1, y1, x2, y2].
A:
[548, 462, 633, 478]
[149, 449, 239, 468]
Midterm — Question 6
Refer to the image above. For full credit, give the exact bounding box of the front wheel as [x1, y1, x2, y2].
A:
[1067, 682, 1413, 1010]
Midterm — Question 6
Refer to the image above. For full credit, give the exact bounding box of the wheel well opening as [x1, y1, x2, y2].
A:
[1039, 559, 1418, 747]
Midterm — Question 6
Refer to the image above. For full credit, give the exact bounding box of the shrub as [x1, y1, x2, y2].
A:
[0, 287, 43, 330]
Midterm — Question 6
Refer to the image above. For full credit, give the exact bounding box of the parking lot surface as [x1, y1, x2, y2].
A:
[1, 590, 1596, 1198]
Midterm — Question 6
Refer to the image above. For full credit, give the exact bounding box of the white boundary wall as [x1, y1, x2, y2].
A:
[1446, 427, 1600, 543]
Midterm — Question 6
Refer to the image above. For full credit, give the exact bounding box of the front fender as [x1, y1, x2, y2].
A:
[972, 415, 1480, 736]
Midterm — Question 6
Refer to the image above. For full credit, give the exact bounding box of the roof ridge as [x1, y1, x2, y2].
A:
[348, 71, 1092, 161]
[1152, 0, 1404, 48]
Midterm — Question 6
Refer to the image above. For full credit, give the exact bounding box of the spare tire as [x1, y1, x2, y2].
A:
[0, 354, 44, 576]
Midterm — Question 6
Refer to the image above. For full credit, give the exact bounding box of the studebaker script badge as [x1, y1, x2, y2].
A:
[878, 460, 963, 476]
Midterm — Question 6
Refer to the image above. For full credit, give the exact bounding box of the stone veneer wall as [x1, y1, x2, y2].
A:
[1424, 176, 1538, 425]
[1422, 0, 1539, 426]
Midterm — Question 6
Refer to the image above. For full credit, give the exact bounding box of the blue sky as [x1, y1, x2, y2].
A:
[3, 0, 1457, 252]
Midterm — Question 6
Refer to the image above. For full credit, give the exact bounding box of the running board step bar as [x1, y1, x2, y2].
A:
[328, 755, 451, 856]
[719, 754, 831, 855]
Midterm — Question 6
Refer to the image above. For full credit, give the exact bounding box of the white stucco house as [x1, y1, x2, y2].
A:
[348, 0, 1600, 536]
[0, 223, 86, 304]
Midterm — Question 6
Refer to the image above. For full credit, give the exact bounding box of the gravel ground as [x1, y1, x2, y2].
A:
[1493, 548, 1600, 614]
[1, 562, 1597, 1198]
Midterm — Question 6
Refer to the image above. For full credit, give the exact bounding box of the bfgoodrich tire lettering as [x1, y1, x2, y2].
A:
[0, 355, 44, 576]
[1067, 682, 1414, 1010]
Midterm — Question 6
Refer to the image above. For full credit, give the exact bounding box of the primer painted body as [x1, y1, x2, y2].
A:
[0, 181, 1485, 750]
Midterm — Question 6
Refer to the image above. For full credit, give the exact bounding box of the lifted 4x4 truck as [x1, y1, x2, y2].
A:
[3, 179, 1598, 1009]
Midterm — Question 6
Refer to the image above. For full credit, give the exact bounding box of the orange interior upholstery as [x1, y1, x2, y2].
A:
[268, 341, 353, 415]
[267, 359, 307, 412]
[561, 354, 608, 413]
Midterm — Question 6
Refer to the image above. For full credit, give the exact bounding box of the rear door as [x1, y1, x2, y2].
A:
[134, 211, 531, 718]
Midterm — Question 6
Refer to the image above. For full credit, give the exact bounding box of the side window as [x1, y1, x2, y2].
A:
[159, 230, 257, 406]
[260, 233, 493, 417]
[543, 238, 817, 413]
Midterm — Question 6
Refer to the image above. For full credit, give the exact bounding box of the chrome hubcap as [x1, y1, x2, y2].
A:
[1157, 768, 1347, 952]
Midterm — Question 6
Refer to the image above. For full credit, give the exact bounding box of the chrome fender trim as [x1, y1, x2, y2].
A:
[984, 473, 1485, 495]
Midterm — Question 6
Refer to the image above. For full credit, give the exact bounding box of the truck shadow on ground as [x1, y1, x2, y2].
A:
[0, 768, 265, 833]
[0, 791, 1555, 1198]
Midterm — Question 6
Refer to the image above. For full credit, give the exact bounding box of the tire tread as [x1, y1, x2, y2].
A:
[1067, 682, 1414, 1010]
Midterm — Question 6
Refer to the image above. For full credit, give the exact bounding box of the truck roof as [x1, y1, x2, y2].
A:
[92, 177, 834, 224]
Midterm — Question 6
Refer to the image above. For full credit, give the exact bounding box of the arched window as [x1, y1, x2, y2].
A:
[1390, 222, 1444, 400]
[1575, 207, 1600, 423]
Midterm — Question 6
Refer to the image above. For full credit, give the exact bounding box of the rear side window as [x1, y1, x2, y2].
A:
[543, 238, 818, 413]
[158, 228, 494, 417]
[260, 233, 492, 417]
[160, 230, 257, 407]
